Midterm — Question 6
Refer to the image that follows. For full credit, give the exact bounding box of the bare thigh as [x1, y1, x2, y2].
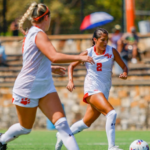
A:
[86, 93, 114, 116]
[15, 105, 37, 129]
[39, 92, 65, 124]
[83, 104, 101, 127]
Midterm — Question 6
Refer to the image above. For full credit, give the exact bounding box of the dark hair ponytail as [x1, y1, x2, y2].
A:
[92, 28, 108, 46]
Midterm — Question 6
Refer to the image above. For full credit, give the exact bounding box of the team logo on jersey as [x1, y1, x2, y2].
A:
[20, 98, 30, 105]
[104, 53, 112, 58]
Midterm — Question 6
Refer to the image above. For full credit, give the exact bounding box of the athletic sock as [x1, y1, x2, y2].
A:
[106, 110, 117, 149]
[70, 119, 89, 134]
[55, 117, 79, 150]
[0, 123, 31, 144]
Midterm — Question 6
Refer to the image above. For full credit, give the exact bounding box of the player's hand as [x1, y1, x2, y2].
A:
[80, 55, 95, 65]
[119, 73, 128, 80]
[66, 80, 75, 92]
[51, 66, 66, 75]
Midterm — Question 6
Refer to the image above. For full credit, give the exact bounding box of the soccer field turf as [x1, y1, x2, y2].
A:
[0, 130, 150, 150]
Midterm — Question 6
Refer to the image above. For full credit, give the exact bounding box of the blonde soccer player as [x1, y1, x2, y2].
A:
[55, 28, 128, 150]
[0, 2, 94, 150]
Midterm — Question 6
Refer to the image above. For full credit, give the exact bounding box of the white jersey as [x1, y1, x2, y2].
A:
[83, 45, 114, 103]
[13, 26, 56, 99]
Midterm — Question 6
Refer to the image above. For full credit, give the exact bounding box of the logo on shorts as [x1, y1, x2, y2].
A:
[12, 98, 14, 103]
[20, 98, 30, 105]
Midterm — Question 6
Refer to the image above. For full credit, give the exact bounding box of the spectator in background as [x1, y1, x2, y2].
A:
[10, 19, 19, 36]
[119, 27, 139, 64]
[110, 24, 122, 49]
[114, 26, 139, 74]
[0, 41, 8, 67]
[111, 25, 125, 75]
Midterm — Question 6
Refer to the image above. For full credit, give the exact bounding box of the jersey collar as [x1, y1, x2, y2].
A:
[94, 46, 106, 55]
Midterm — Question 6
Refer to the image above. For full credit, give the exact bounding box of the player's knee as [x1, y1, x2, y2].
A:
[52, 114, 65, 125]
[111, 110, 117, 116]
[107, 110, 117, 119]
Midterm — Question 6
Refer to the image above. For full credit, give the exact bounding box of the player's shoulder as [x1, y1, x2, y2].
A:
[106, 45, 115, 57]
[106, 44, 113, 49]
[86, 46, 94, 55]
[106, 45, 113, 52]
[86, 46, 94, 51]
[28, 26, 44, 35]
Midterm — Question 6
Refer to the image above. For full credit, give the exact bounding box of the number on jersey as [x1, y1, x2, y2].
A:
[97, 63, 102, 71]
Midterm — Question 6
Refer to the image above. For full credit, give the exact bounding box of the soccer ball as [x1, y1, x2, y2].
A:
[129, 139, 149, 150]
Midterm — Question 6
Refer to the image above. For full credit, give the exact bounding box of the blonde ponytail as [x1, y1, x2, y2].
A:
[18, 2, 37, 35]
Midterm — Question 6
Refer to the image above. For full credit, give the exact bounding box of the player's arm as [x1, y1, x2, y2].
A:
[35, 32, 94, 64]
[67, 51, 88, 92]
[113, 48, 128, 80]
[51, 66, 66, 75]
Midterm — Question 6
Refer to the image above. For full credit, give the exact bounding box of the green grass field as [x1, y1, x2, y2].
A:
[0, 130, 150, 150]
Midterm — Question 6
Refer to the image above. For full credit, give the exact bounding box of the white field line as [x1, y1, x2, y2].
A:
[9, 142, 150, 146]
[85, 142, 150, 145]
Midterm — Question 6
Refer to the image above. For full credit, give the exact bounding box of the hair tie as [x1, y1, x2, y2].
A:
[33, 7, 49, 21]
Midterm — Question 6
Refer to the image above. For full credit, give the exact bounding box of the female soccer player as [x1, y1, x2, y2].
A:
[55, 28, 128, 150]
[0, 2, 94, 150]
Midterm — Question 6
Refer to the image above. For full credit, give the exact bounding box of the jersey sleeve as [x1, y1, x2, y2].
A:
[86, 46, 93, 56]
[32, 29, 44, 46]
[107, 45, 114, 59]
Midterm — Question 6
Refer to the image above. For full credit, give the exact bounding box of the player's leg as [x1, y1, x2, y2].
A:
[39, 92, 79, 150]
[0, 105, 37, 149]
[86, 93, 122, 150]
[55, 104, 101, 150]
[71, 104, 101, 133]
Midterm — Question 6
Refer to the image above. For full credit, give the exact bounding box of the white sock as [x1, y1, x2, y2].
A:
[0, 123, 31, 144]
[106, 110, 117, 149]
[55, 117, 79, 150]
[70, 119, 89, 134]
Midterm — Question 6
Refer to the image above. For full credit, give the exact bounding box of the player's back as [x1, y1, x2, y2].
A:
[13, 26, 54, 99]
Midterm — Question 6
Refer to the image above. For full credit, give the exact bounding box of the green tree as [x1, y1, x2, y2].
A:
[1, 0, 149, 35]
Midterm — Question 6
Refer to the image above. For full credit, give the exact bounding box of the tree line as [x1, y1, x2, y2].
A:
[0, 0, 150, 35]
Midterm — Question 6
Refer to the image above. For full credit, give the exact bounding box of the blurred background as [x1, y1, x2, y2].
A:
[0, 0, 150, 35]
[0, 0, 150, 132]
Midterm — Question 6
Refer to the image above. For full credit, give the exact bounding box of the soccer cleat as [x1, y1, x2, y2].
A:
[55, 132, 63, 150]
[0, 143, 7, 150]
[108, 146, 123, 150]
[0, 134, 7, 150]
